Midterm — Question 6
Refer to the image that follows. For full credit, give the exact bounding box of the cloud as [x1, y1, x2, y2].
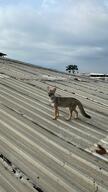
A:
[0, 0, 108, 73]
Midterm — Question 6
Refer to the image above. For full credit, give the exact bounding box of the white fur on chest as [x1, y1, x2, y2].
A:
[49, 98, 55, 107]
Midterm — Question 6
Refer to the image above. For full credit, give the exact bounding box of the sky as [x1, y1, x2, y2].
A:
[0, 0, 108, 73]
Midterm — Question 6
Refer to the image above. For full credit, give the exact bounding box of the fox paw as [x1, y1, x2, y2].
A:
[52, 117, 57, 120]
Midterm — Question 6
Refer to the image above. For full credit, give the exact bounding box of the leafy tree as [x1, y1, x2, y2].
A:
[66, 65, 78, 74]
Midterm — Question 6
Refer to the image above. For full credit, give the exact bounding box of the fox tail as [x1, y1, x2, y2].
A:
[78, 102, 91, 119]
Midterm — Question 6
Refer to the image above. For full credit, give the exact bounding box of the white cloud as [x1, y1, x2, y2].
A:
[0, 0, 108, 73]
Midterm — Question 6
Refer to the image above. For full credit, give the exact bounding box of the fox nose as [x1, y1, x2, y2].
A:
[48, 93, 53, 97]
[48, 93, 51, 97]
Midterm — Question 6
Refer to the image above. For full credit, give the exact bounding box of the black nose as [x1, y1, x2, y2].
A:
[48, 93, 53, 97]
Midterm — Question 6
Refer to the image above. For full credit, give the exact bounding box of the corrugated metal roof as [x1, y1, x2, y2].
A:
[0, 57, 108, 192]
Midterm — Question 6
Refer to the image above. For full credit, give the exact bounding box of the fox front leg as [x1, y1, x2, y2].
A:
[53, 106, 59, 120]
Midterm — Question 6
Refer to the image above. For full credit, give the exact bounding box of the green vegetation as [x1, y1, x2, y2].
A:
[66, 64, 78, 74]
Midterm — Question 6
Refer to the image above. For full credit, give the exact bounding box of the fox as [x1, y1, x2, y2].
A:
[47, 86, 91, 120]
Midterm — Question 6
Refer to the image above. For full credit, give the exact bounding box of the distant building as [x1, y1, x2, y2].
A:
[89, 73, 108, 80]
[0, 52, 7, 57]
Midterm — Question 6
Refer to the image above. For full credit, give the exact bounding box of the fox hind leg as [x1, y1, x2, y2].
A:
[66, 107, 73, 121]
[74, 109, 78, 119]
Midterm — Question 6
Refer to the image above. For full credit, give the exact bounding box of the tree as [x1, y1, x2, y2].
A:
[66, 65, 78, 74]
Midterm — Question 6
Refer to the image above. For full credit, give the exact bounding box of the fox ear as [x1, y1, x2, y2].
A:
[47, 86, 56, 91]
[53, 86, 56, 92]
[47, 86, 52, 91]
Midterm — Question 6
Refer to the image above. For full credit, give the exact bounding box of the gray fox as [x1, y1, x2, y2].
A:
[47, 86, 91, 120]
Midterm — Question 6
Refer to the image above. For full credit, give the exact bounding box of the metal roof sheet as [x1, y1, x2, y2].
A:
[0, 58, 108, 192]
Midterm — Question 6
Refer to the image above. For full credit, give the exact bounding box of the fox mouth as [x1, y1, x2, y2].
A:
[48, 93, 54, 97]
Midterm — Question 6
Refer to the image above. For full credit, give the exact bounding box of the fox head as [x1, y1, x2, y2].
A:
[47, 86, 56, 97]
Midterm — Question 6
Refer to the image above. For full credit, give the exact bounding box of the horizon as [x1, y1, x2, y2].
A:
[4, 56, 108, 74]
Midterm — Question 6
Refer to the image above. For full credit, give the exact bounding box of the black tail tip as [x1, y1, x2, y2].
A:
[85, 113, 91, 119]
[86, 114, 91, 119]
